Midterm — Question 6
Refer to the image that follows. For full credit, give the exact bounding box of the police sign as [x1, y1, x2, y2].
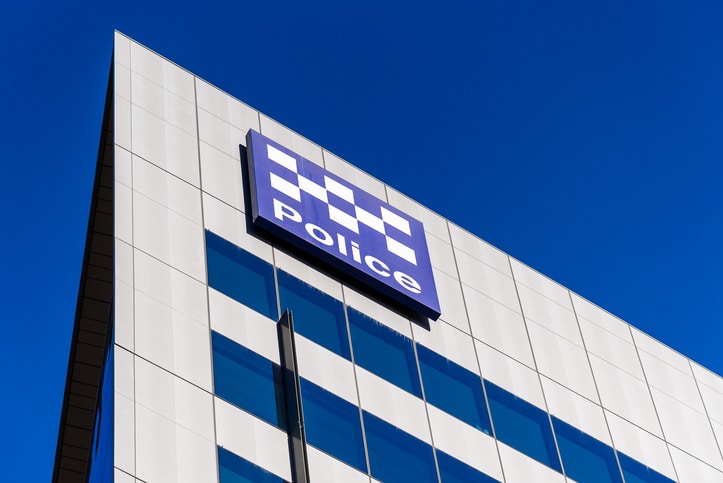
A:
[246, 130, 441, 319]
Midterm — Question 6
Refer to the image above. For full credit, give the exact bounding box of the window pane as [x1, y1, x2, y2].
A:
[206, 231, 278, 319]
[277, 270, 350, 359]
[299, 378, 367, 473]
[417, 344, 491, 434]
[552, 416, 622, 483]
[363, 411, 438, 483]
[211, 331, 286, 428]
[218, 446, 286, 483]
[437, 449, 499, 483]
[348, 308, 421, 397]
[484, 381, 561, 471]
[617, 452, 676, 483]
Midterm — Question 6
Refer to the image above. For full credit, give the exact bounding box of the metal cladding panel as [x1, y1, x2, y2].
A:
[246, 129, 440, 319]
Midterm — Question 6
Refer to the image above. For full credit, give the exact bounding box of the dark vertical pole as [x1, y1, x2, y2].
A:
[278, 310, 310, 483]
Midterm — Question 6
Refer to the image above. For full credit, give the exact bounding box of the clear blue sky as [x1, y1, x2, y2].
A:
[1, 0, 722, 480]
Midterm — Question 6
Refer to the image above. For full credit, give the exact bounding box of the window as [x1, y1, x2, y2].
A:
[277, 270, 350, 359]
[617, 452, 676, 483]
[417, 344, 491, 434]
[299, 378, 367, 473]
[484, 381, 561, 471]
[218, 446, 287, 483]
[436, 449, 499, 483]
[363, 411, 438, 483]
[211, 331, 286, 428]
[206, 231, 278, 320]
[348, 308, 422, 397]
[552, 416, 622, 483]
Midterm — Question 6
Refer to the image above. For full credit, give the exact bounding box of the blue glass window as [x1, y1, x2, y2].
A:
[277, 270, 350, 359]
[484, 381, 561, 471]
[211, 331, 286, 428]
[552, 416, 622, 483]
[206, 231, 278, 320]
[218, 446, 286, 483]
[617, 452, 676, 483]
[363, 411, 438, 483]
[436, 449, 499, 483]
[417, 344, 491, 434]
[348, 308, 422, 397]
[299, 378, 367, 472]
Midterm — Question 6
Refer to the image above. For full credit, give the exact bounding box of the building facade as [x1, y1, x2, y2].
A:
[54, 32, 723, 483]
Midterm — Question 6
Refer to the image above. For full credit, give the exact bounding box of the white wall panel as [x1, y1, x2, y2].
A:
[114, 32, 131, 67]
[197, 108, 245, 161]
[456, 250, 520, 312]
[449, 223, 512, 277]
[114, 468, 135, 483]
[195, 78, 259, 133]
[476, 339, 544, 409]
[115, 97, 132, 151]
[465, 284, 534, 368]
[605, 410, 676, 481]
[356, 367, 431, 444]
[651, 387, 723, 470]
[578, 316, 644, 379]
[427, 405, 503, 480]
[306, 446, 372, 483]
[209, 288, 280, 364]
[115, 63, 131, 101]
[132, 156, 202, 224]
[202, 192, 274, 264]
[130, 42, 194, 102]
[498, 443, 566, 483]
[133, 249, 209, 325]
[134, 357, 214, 441]
[589, 354, 662, 437]
[215, 397, 292, 481]
[296, 334, 358, 405]
[669, 445, 723, 483]
[131, 72, 196, 134]
[427, 234, 458, 280]
[527, 321, 598, 402]
[570, 293, 632, 341]
[199, 141, 245, 212]
[510, 258, 570, 308]
[413, 319, 479, 375]
[632, 328, 690, 374]
[542, 377, 610, 445]
[639, 350, 705, 413]
[114, 393, 135, 476]
[135, 404, 217, 483]
[131, 106, 200, 187]
[433, 268, 471, 334]
[517, 284, 582, 347]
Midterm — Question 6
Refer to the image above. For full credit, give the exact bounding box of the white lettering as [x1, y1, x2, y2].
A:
[364, 255, 390, 277]
[273, 199, 302, 223]
[305, 223, 334, 246]
[394, 271, 422, 294]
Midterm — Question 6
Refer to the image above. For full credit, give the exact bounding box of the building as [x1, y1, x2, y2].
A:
[53, 32, 723, 483]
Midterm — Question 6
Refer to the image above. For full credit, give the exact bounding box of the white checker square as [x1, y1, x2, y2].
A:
[324, 175, 355, 203]
[328, 204, 360, 233]
[266, 144, 297, 172]
[381, 206, 411, 235]
[269, 172, 301, 202]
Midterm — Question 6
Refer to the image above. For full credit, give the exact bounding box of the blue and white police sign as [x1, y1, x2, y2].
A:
[246, 130, 441, 319]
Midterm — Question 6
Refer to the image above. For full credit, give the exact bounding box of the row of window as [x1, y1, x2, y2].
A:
[207, 231, 675, 483]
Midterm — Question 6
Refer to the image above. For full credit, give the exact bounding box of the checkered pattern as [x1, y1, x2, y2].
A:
[267, 144, 418, 266]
